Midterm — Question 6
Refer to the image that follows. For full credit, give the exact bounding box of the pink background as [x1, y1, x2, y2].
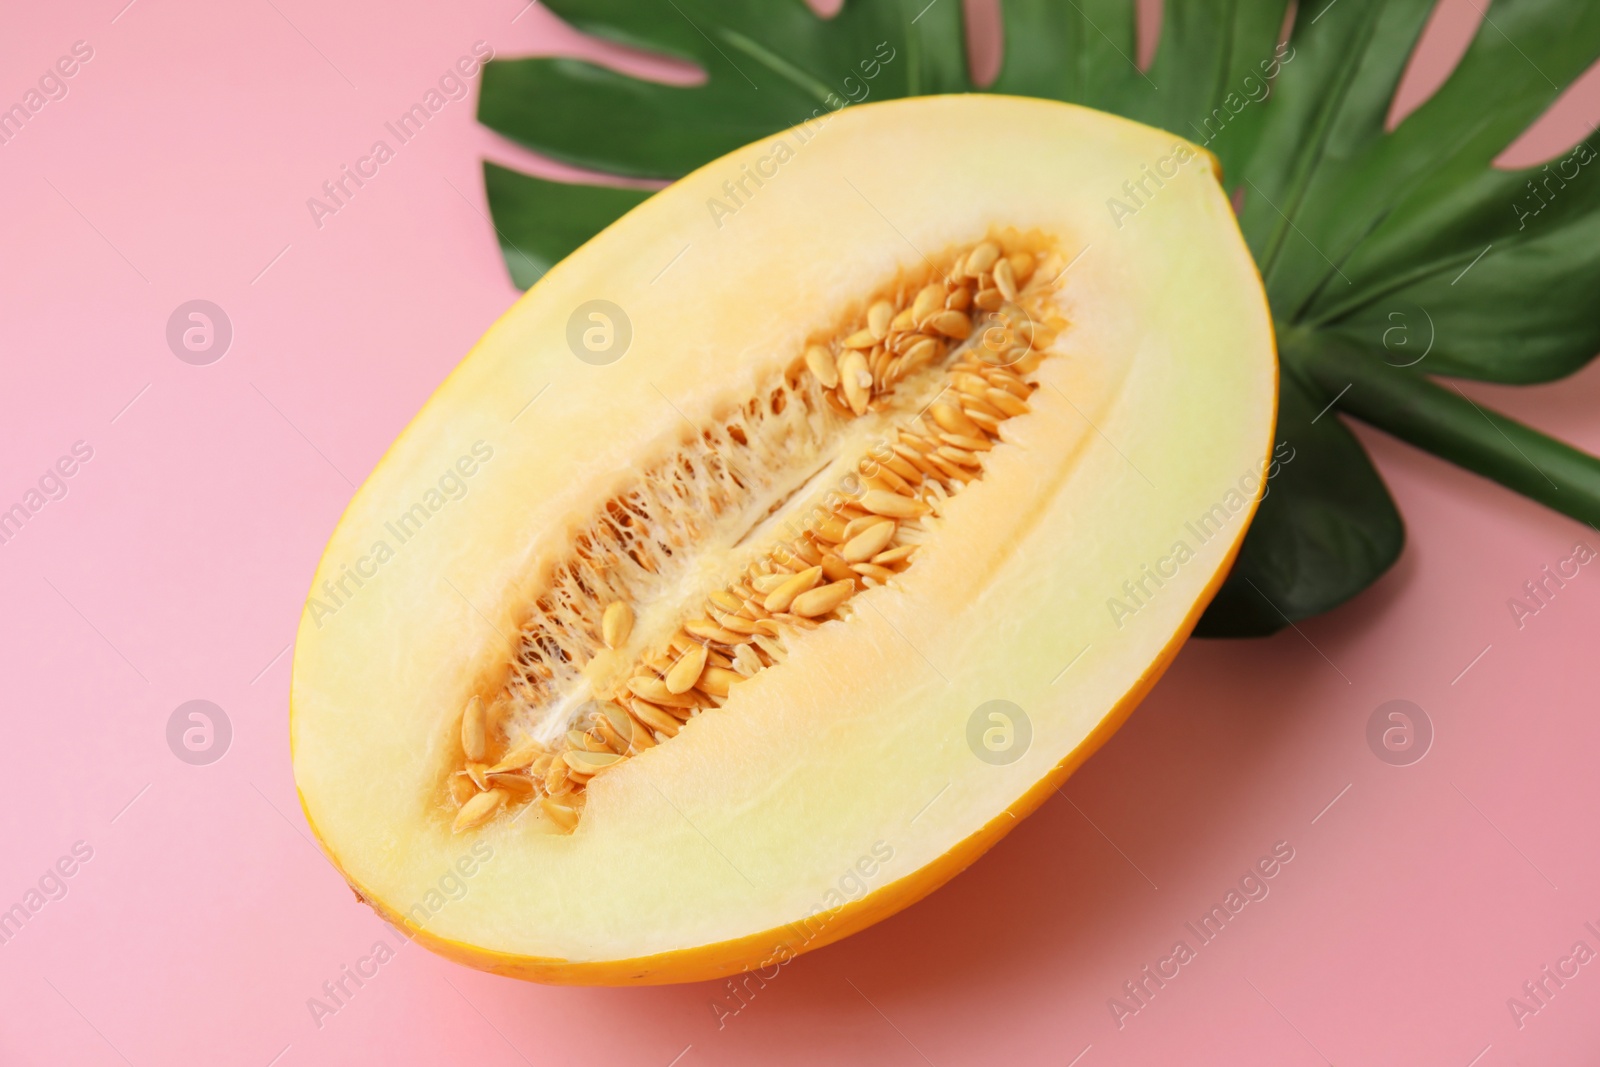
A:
[3, 1, 1600, 1064]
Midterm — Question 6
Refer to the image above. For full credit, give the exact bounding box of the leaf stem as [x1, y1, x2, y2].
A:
[1291, 334, 1600, 528]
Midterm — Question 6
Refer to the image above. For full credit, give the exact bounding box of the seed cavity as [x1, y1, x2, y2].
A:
[443, 234, 1068, 832]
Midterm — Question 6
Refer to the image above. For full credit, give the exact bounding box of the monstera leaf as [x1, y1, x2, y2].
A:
[477, 0, 1600, 636]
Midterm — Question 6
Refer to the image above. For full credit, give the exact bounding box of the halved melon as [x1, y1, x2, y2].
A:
[290, 95, 1275, 984]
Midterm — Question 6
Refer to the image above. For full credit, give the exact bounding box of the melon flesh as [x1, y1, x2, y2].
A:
[290, 95, 1276, 984]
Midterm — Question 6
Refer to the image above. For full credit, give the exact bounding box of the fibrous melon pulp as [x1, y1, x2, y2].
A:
[290, 95, 1277, 984]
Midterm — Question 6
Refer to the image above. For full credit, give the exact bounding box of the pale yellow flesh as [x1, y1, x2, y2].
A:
[290, 95, 1276, 983]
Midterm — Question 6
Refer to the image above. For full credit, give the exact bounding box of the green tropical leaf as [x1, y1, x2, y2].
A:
[482, 162, 653, 288]
[474, 0, 1600, 635]
[1133, 0, 1293, 177]
[1192, 363, 1404, 637]
[479, 0, 970, 179]
[986, 0, 1141, 108]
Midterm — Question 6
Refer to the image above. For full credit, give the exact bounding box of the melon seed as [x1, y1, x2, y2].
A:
[841, 513, 890, 541]
[564, 750, 624, 775]
[628, 699, 680, 736]
[804, 345, 839, 388]
[842, 520, 896, 563]
[488, 739, 545, 773]
[708, 589, 745, 614]
[993, 258, 1018, 302]
[839, 351, 872, 415]
[911, 284, 944, 321]
[901, 336, 941, 370]
[987, 389, 1030, 417]
[487, 772, 535, 795]
[731, 645, 762, 677]
[627, 676, 700, 708]
[941, 432, 993, 452]
[602, 601, 633, 649]
[965, 240, 1000, 276]
[867, 300, 895, 340]
[926, 310, 972, 340]
[461, 695, 487, 761]
[452, 788, 505, 833]
[714, 613, 761, 635]
[764, 566, 823, 612]
[684, 619, 747, 644]
[819, 554, 855, 582]
[666, 643, 709, 694]
[860, 489, 929, 519]
[931, 402, 982, 439]
[448, 773, 478, 807]
[873, 544, 918, 566]
[697, 665, 741, 697]
[540, 796, 581, 831]
[567, 728, 610, 753]
[751, 572, 790, 594]
[791, 580, 856, 618]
